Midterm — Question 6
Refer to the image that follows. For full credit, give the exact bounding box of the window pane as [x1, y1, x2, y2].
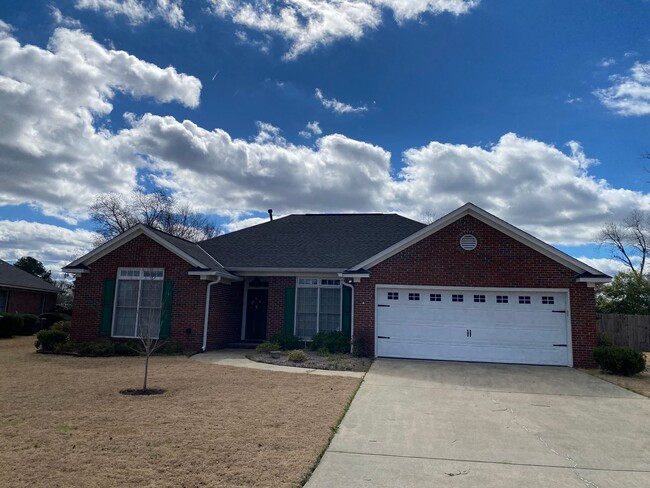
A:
[114, 307, 136, 336]
[137, 308, 161, 338]
[319, 287, 341, 333]
[116, 280, 139, 307]
[296, 287, 318, 339]
[140, 280, 163, 308]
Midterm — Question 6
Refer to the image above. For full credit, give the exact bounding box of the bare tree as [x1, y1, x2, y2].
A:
[419, 210, 439, 225]
[599, 209, 650, 277]
[90, 190, 219, 245]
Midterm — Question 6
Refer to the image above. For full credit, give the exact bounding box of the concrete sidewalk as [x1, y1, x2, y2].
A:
[306, 358, 650, 487]
[191, 349, 365, 378]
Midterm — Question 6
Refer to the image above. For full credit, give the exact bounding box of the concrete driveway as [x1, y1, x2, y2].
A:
[306, 359, 650, 488]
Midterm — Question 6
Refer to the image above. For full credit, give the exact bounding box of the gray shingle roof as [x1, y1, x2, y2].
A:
[0, 259, 60, 293]
[147, 227, 226, 271]
[199, 214, 426, 269]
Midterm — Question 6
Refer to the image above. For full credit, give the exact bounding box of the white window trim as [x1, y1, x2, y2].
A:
[294, 277, 343, 339]
[111, 267, 165, 339]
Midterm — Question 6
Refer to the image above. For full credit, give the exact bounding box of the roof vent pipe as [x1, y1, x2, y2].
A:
[268, 209, 273, 221]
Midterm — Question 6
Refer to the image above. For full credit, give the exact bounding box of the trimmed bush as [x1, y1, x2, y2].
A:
[0, 313, 24, 337]
[35, 329, 69, 352]
[596, 330, 613, 347]
[352, 338, 368, 358]
[19, 314, 40, 335]
[51, 320, 72, 334]
[74, 340, 115, 357]
[256, 341, 281, 353]
[593, 345, 646, 376]
[39, 313, 71, 329]
[270, 332, 302, 351]
[311, 331, 350, 354]
[114, 341, 141, 356]
[287, 349, 307, 363]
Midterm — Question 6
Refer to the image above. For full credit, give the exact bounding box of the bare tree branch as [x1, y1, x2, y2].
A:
[599, 210, 650, 277]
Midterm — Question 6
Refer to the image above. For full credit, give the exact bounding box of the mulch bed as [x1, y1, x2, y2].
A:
[248, 350, 372, 372]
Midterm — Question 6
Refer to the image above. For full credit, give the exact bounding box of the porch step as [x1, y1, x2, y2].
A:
[227, 341, 262, 350]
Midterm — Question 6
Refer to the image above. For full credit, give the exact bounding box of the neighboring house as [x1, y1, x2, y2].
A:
[0, 259, 59, 315]
[63, 203, 610, 368]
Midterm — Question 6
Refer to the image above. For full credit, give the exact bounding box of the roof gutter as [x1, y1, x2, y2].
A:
[202, 277, 221, 352]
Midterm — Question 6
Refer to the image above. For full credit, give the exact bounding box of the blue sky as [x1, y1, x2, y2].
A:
[0, 0, 649, 276]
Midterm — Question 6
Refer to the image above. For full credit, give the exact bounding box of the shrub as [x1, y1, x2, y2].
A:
[51, 320, 72, 334]
[287, 349, 307, 363]
[35, 329, 69, 352]
[256, 341, 281, 353]
[596, 330, 613, 347]
[74, 340, 115, 356]
[114, 340, 141, 356]
[352, 338, 368, 358]
[153, 340, 184, 355]
[39, 312, 71, 329]
[270, 332, 302, 351]
[19, 314, 40, 335]
[0, 313, 24, 337]
[311, 331, 350, 354]
[593, 345, 646, 376]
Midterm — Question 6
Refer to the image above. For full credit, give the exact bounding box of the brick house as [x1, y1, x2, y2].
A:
[0, 259, 59, 315]
[63, 203, 610, 368]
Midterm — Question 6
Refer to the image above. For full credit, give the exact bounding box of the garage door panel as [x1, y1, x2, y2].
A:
[376, 288, 569, 366]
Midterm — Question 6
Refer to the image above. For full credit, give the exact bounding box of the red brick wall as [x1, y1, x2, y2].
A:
[4, 289, 57, 315]
[72, 234, 212, 351]
[267, 276, 295, 339]
[207, 281, 244, 349]
[353, 215, 597, 368]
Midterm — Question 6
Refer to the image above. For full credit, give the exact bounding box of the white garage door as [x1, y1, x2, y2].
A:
[376, 287, 570, 366]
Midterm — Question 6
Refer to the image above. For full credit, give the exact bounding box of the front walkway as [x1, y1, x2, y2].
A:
[191, 349, 365, 378]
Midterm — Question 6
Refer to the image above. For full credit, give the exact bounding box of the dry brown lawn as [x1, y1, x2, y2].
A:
[582, 352, 650, 398]
[0, 336, 361, 487]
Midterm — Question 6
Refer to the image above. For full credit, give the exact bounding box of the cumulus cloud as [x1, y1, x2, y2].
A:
[574, 257, 630, 278]
[0, 26, 201, 222]
[0, 220, 98, 272]
[209, 0, 478, 59]
[75, 0, 192, 30]
[392, 133, 650, 245]
[315, 88, 367, 114]
[595, 61, 650, 116]
[299, 120, 322, 138]
[50, 6, 82, 27]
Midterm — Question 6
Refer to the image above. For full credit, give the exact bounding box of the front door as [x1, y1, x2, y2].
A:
[245, 288, 268, 341]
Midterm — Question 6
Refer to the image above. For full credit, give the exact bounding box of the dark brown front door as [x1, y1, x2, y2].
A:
[245, 288, 268, 341]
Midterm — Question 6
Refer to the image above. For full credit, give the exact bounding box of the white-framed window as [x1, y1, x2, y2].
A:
[430, 293, 441, 302]
[452, 294, 464, 302]
[496, 295, 509, 304]
[408, 293, 420, 301]
[387, 292, 399, 300]
[473, 294, 486, 303]
[112, 268, 164, 338]
[0, 290, 7, 312]
[518, 296, 531, 304]
[542, 296, 555, 305]
[295, 278, 342, 340]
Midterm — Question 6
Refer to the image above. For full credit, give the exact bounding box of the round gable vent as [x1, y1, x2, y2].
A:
[459, 234, 477, 251]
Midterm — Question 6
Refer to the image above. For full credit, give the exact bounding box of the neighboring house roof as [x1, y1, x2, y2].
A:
[0, 259, 59, 293]
[62, 224, 239, 280]
[350, 203, 610, 282]
[199, 214, 426, 270]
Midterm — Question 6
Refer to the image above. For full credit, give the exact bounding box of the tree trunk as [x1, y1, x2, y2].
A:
[143, 354, 149, 391]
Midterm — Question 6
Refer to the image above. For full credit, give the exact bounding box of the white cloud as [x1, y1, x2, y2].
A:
[0, 26, 201, 222]
[75, 0, 192, 30]
[223, 215, 276, 232]
[209, 0, 478, 59]
[50, 6, 82, 27]
[392, 133, 650, 245]
[0, 220, 98, 273]
[595, 60, 650, 116]
[598, 57, 616, 68]
[565, 95, 582, 104]
[574, 257, 632, 278]
[299, 120, 322, 138]
[315, 88, 367, 114]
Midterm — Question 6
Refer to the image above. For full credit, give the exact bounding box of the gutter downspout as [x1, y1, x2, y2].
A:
[341, 280, 354, 354]
[202, 276, 222, 352]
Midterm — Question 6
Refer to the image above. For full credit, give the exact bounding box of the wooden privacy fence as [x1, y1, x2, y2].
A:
[596, 314, 650, 352]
